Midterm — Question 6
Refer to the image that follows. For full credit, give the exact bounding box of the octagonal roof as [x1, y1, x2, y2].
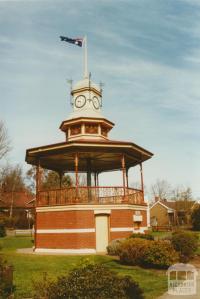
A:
[26, 139, 153, 173]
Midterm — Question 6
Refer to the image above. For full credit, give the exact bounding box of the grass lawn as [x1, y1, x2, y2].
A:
[151, 231, 172, 239]
[0, 236, 167, 299]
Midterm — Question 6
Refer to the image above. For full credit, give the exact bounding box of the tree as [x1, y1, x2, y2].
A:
[191, 205, 200, 231]
[26, 166, 73, 192]
[26, 166, 36, 192]
[0, 165, 25, 193]
[0, 164, 26, 218]
[171, 186, 192, 201]
[151, 179, 171, 201]
[42, 170, 73, 190]
[0, 121, 10, 160]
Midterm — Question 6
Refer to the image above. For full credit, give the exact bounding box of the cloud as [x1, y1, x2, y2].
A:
[0, 0, 200, 197]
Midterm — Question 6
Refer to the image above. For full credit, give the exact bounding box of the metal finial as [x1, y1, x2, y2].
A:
[100, 81, 105, 92]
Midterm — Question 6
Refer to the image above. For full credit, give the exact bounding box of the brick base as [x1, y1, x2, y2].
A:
[35, 206, 147, 252]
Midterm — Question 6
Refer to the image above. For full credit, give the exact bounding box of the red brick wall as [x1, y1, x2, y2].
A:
[110, 231, 132, 241]
[37, 233, 95, 249]
[110, 209, 147, 227]
[36, 207, 147, 250]
[37, 210, 95, 229]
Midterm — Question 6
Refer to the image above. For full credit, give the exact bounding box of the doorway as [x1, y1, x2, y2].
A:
[95, 215, 109, 253]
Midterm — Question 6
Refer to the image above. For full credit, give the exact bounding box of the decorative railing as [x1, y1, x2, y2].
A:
[37, 186, 144, 207]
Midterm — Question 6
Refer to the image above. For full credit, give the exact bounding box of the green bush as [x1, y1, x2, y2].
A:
[143, 240, 179, 269]
[129, 233, 154, 240]
[119, 238, 150, 265]
[171, 231, 199, 262]
[191, 206, 200, 231]
[107, 238, 125, 256]
[33, 263, 144, 299]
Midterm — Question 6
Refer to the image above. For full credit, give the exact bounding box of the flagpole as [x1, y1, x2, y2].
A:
[84, 36, 89, 79]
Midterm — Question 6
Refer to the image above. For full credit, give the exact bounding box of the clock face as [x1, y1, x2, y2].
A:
[92, 96, 100, 109]
[75, 95, 86, 108]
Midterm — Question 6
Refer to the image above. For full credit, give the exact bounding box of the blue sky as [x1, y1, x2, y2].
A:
[0, 0, 200, 198]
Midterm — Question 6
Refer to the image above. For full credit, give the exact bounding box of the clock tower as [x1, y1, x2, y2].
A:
[70, 77, 102, 118]
[60, 76, 114, 141]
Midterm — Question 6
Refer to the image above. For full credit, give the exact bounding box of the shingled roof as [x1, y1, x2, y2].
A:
[151, 200, 197, 212]
[0, 192, 35, 208]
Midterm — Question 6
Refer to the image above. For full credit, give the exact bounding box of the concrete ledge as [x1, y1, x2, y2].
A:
[17, 247, 97, 255]
[35, 248, 96, 254]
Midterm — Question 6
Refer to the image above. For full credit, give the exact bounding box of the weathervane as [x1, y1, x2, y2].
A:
[67, 79, 73, 106]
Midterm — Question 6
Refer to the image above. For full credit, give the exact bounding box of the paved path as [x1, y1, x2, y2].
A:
[157, 266, 200, 299]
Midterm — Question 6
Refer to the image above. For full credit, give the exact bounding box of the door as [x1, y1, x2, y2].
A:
[95, 215, 109, 253]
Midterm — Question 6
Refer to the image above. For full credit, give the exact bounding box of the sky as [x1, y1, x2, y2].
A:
[0, 0, 200, 199]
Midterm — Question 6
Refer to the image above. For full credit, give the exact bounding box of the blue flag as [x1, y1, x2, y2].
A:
[60, 36, 83, 47]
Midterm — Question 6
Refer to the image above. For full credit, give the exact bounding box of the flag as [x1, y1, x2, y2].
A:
[60, 36, 83, 47]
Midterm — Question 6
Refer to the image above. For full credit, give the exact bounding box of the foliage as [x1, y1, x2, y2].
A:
[32, 272, 53, 299]
[26, 167, 73, 191]
[118, 237, 179, 269]
[33, 262, 144, 299]
[142, 241, 178, 269]
[1, 215, 16, 229]
[0, 220, 6, 237]
[119, 238, 150, 265]
[0, 120, 11, 161]
[0, 254, 13, 298]
[0, 164, 26, 192]
[191, 205, 200, 231]
[0, 236, 167, 299]
[42, 170, 73, 190]
[171, 231, 199, 262]
[129, 233, 154, 240]
[106, 238, 125, 256]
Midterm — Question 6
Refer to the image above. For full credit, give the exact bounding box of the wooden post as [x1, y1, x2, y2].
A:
[75, 153, 79, 199]
[94, 173, 97, 201]
[97, 173, 99, 187]
[59, 172, 63, 189]
[94, 173, 97, 187]
[126, 167, 129, 188]
[35, 161, 41, 251]
[140, 162, 144, 202]
[87, 158, 92, 201]
[121, 155, 126, 200]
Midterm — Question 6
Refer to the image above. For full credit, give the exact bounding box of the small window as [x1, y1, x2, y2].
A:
[70, 125, 81, 136]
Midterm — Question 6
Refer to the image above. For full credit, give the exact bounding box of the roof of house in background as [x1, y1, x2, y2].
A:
[0, 192, 35, 208]
[150, 200, 198, 212]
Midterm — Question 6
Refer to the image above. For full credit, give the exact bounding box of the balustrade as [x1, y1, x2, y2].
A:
[37, 186, 144, 206]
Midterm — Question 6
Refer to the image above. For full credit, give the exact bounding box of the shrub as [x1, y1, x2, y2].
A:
[0, 220, 6, 238]
[33, 263, 144, 299]
[171, 231, 199, 262]
[119, 238, 150, 265]
[142, 240, 179, 269]
[107, 238, 125, 256]
[0, 257, 13, 298]
[129, 233, 154, 240]
[191, 206, 200, 231]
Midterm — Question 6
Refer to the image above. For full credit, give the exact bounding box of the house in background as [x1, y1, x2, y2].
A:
[150, 199, 199, 228]
[0, 192, 35, 228]
[150, 200, 176, 227]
